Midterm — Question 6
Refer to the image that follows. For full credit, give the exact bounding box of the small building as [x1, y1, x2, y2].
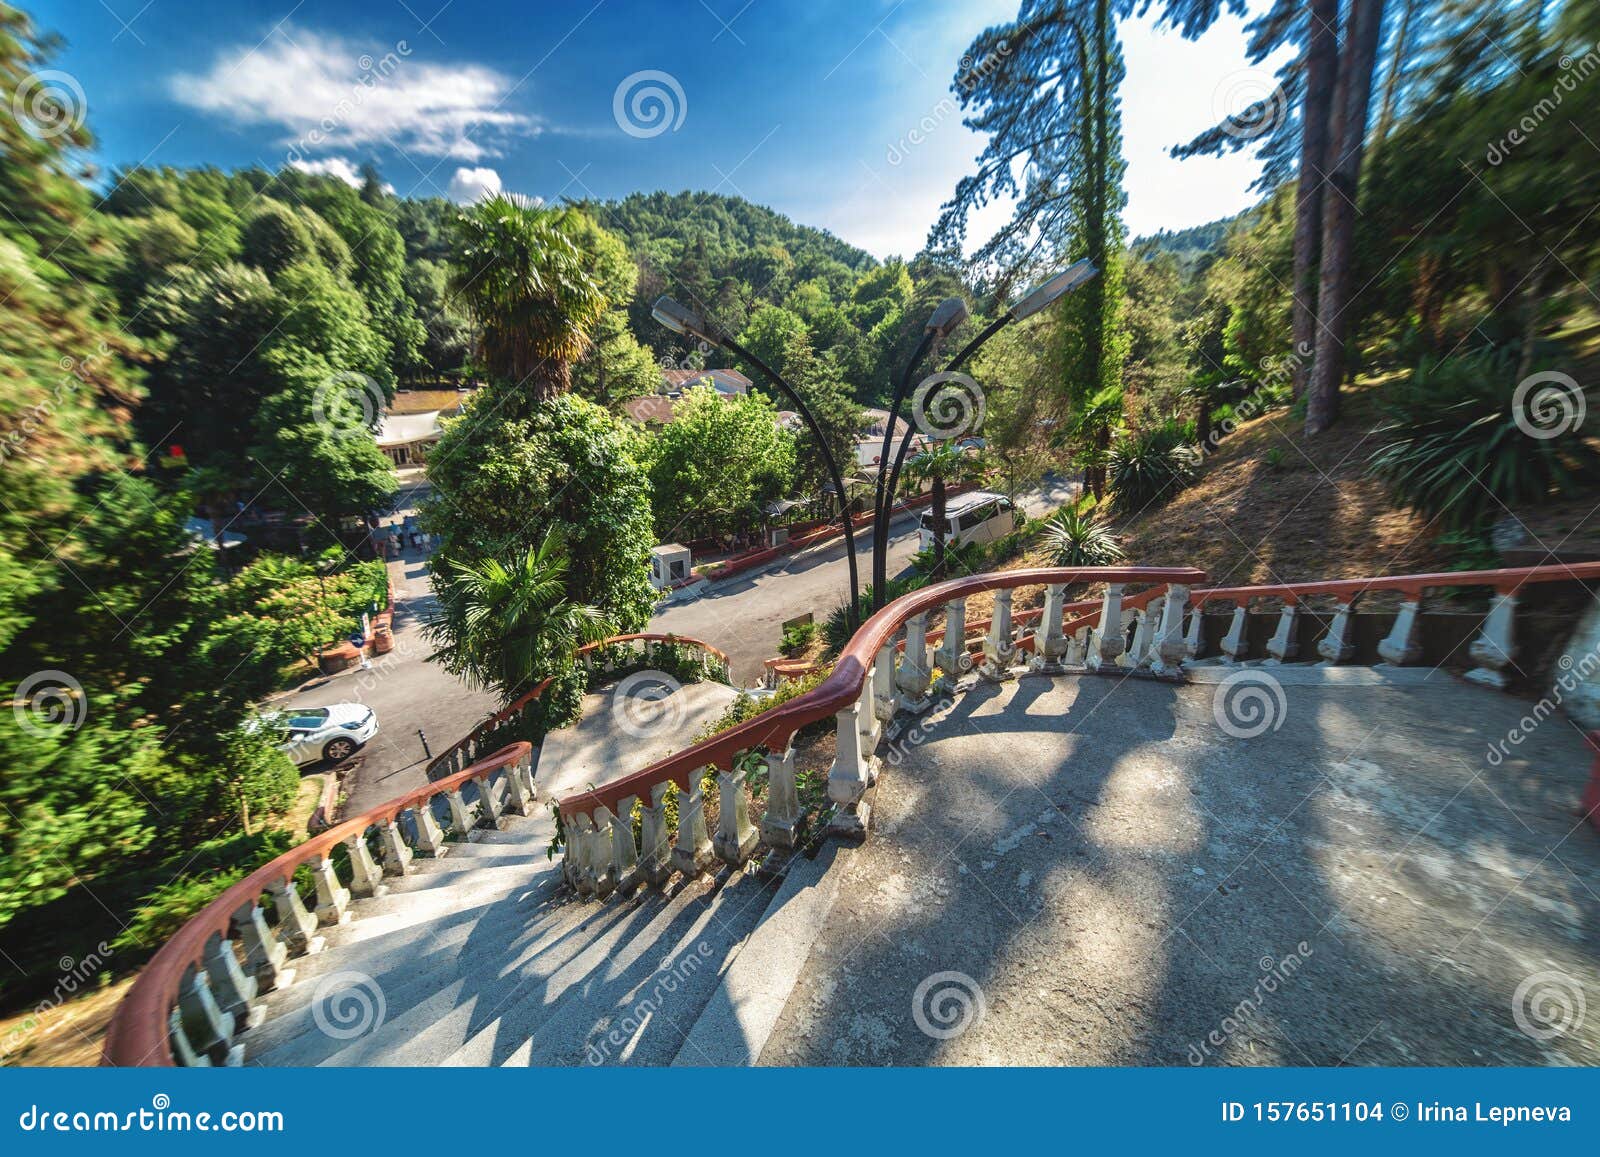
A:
[376, 389, 472, 469]
[661, 367, 752, 396]
[649, 543, 693, 590]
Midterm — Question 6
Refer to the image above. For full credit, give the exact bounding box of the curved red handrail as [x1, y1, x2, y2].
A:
[103, 742, 533, 1067]
[557, 567, 1206, 821]
[1190, 561, 1600, 604]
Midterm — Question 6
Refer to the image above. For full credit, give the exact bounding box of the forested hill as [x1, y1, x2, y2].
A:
[1136, 215, 1237, 259]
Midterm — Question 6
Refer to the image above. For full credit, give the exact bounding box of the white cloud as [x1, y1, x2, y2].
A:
[446, 166, 502, 203]
[289, 156, 362, 186]
[173, 26, 536, 162]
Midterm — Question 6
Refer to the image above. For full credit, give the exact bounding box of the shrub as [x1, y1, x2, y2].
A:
[1041, 501, 1125, 568]
[780, 620, 817, 657]
[1108, 420, 1200, 516]
[823, 577, 927, 657]
[1367, 351, 1600, 531]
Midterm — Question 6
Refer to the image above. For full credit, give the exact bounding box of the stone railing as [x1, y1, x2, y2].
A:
[553, 567, 1205, 899]
[102, 743, 537, 1067]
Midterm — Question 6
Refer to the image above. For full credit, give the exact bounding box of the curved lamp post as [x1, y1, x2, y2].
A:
[652, 295, 864, 633]
[872, 259, 1099, 608]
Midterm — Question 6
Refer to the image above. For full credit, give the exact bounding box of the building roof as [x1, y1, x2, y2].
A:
[661, 367, 752, 394]
[622, 395, 679, 424]
[388, 388, 473, 415]
[376, 411, 444, 447]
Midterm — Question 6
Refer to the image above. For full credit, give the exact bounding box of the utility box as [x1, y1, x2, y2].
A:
[650, 543, 692, 590]
[770, 526, 790, 547]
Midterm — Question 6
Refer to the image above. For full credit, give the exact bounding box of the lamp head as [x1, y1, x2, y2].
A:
[924, 297, 969, 340]
[1010, 259, 1098, 321]
[651, 296, 721, 345]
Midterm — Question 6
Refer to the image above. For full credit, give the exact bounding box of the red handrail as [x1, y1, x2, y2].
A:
[103, 742, 532, 1067]
[557, 567, 1205, 821]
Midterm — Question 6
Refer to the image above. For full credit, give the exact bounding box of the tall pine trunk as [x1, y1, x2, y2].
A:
[1291, 0, 1340, 400]
[1305, 0, 1386, 436]
[932, 476, 947, 578]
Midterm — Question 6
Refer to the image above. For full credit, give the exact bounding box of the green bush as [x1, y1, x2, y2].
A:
[1108, 420, 1200, 517]
[823, 577, 927, 657]
[1041, 501, 1125, 568]
[1368, 351, 1600, 531]
[779, 620, 817, 657]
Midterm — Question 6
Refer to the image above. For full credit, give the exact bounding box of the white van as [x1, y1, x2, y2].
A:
[917, 491, 1017, 553]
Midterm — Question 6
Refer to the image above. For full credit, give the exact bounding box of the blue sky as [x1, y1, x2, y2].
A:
[35, 0, 1285, 257]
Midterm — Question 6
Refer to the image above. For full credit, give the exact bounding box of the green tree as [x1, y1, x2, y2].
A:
[643, 389, 798, 541]
[904, 442, 984, 578]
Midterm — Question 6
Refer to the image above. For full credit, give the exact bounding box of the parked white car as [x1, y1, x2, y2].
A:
[259, 703, 379, 766]
[918, 491, 1018, 553]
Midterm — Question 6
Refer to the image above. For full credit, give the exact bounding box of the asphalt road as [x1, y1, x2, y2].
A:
[651, 476, 1079, 684]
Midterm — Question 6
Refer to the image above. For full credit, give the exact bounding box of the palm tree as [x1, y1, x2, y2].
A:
[449, 196, 608, 401]
[904, 441, 982, 579]
[425, 527, 614, 702]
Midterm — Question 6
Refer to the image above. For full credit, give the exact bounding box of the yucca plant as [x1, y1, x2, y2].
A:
[1107, 420, 1200, 517]
[1368, 351, 1600, 531]
[1041, 501, 1125, 568]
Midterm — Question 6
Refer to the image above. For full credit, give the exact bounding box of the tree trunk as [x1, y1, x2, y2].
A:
[1291, 0, 1340, 400]
[1305, 0, 1387, 437]
[1372, 0, 1418, 146]
[932, 476, 947, 578]
[1196, 392, 1213, 451]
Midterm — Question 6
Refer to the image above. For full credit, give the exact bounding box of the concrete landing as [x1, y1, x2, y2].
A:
[761, 673, 1600, 1066]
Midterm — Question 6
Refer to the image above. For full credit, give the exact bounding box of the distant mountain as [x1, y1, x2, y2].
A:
[1136, 216, 1238, 258]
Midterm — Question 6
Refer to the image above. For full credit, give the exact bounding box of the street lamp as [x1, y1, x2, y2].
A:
[652, 295, 864, 633]
[871, 260, 1098, 606]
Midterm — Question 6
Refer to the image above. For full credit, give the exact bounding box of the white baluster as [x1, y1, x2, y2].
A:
[344, 833, 386, 898]
[378, 819, 413, 877]
[639, 783, 672, 887]
[760, 743, 803, 848]
[502, 753, 535, 816]
[231, 901, 289, 992]
[411, 799, 448, 857]
[177, 964, 235, 1066]
[568, 813, 598, 897]
[168, 1006, 211, 1067]
[474, 770, 503, 827]
[714, 762, 759, 866]
[897, 613, 934, 710]
[1220, 604, 1249, 663]
[873, 642, 898, 728]
[201, 932, 257, 1025]
[1151, 585, 1191, 679]
[1263, 601, 1299, 664]
[611, 795, 641, 894]
[1466, 592, 1517, 688]
[444, 788, 477, 840]
[1086, 584, 1125, 672]
[1120, 602, 1156, 670]
[827, 700, 871, 806]
[671, 782, 714, 879]
[311, 855, 351, 925]
[1066, 626, 1089, 666]
[266, 877, 322, 956]
[1031, 584, 1069, 670]
[590, 805, 618, 898]
[933, 598, 971, 685]
[1316, 600, 1356, 664]
[1183, 599, 1204, 659]
[1377, 597, 1424, 665]
[980, 588, 1018, 680]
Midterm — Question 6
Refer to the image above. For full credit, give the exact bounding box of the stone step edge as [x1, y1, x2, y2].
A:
[670, 838, 849, 1067]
